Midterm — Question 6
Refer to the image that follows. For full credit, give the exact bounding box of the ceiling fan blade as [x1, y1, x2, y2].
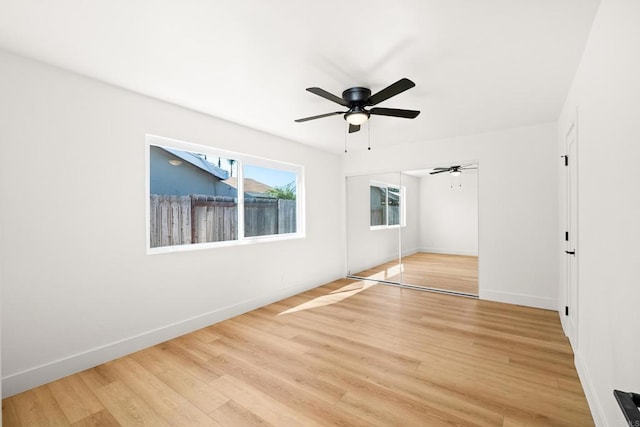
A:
[460, 166, 478, 170]
[295, 111, 344, 122]
[306, 87, 349, 107]
[429, 169, 450, 175]
[348, 124, 361, 133]
[432, 167, 449, 170]
[370, 107, 420, 119]
[368, 78, 416, 106]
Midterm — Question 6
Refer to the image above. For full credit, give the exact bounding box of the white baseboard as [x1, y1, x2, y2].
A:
[574, 351, 607, 427]
[2, 278, 335, 397]
[401, 248, 418, 258]
[479, 289, 557, 310]
[419, 247, 479, 256]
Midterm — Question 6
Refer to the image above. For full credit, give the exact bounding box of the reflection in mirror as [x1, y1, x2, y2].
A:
[346, 165, 479, 298]
[401, 166, 478, 295]
[346, 172, 401, 283]
[369, 184, 387, 226]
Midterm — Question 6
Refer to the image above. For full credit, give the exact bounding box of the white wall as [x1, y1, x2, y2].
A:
[344, 123, 559, 309]
[557, 0, 640, 424]
[418, 170, 479, 256]
[0, 51, 345, 396]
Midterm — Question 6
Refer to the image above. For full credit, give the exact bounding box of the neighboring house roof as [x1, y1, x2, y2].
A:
[223, 177, 273, 195]
[161, 147, 229, 180]
[245, 192, 274, 199]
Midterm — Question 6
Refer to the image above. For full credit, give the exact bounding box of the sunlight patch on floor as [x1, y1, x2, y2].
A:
[278, 279, 378, 315]
[278, 264, 407, 316]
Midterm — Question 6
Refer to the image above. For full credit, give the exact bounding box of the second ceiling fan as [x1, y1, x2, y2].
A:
[295, 78, 420, 133]
[430, 165, 478, 176]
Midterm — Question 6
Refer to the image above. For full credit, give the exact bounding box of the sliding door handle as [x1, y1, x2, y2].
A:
[565, 250, 576, 255]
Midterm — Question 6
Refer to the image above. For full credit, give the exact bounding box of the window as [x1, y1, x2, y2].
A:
[370, 181, 405, 229]
[147, 135, 304, 253]
[243, 164, 297, 237]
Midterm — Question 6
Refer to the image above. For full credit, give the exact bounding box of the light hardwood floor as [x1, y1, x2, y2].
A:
[353, 252, 479, 295]
[2, 279, 592, 426]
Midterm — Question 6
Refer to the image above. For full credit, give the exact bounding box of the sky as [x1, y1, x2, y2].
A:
[210, 156, 295, 188]
[243, 164, 296, 188]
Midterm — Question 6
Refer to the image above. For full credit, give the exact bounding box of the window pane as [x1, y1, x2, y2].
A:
[243, 164, 297, 237]
[370, 185, 387, 226]
[149, 145, 238, 247]
[388, 186, 400, 226]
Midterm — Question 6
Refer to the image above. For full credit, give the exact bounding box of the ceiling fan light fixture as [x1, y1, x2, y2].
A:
[450, 170, 461, 177]
[344, 110, 370, 125]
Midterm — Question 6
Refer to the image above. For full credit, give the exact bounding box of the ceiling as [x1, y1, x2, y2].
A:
[0, 0, 600, 153]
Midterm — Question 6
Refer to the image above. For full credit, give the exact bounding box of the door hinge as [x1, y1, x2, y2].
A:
[565, 306, 569, 316]
[561, 155, 568, 166]
[565, 231, 569, 241]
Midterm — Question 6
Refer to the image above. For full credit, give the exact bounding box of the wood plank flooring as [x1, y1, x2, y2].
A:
[2, 279, 592, 426]
[353, 252, 479, 295]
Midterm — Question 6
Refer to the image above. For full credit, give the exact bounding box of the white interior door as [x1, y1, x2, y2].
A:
[565, 122, 579, 347]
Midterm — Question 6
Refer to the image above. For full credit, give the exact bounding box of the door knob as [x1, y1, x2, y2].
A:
[565, 250, 576, 255]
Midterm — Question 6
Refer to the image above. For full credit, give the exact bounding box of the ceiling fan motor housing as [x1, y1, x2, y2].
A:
[342, 87, 372, 106]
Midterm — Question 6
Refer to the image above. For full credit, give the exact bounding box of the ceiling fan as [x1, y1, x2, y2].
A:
[295, 78, 420, 133]
[430, 165, 478, 176]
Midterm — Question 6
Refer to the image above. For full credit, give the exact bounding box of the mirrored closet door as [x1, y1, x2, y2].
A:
[346, 164, 479, 297]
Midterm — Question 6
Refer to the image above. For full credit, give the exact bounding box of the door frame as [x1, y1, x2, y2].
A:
[563, 112, 579, 348]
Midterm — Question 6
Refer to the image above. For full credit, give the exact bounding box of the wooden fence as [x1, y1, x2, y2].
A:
[370, 207, 400, 227]
[150, 194, 295, 248]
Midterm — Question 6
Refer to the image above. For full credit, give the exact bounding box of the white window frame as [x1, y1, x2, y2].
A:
[146, 134, 305, 254]
[369, 180, 406, 230]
